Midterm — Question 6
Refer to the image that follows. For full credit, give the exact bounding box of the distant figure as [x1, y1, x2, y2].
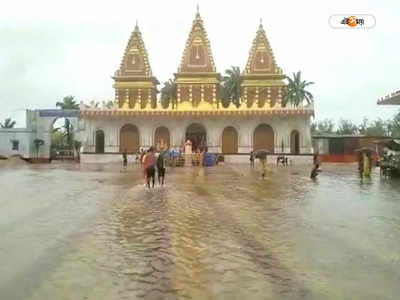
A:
[143, 147, 156, 188]
[310, 152, 321, 179]
[260, 157, 267, 179]
[141, 149, 147, 184]
[157, 151, 166, 186]
[363, 152, 372, 177]
[310, 163, 320, 179]
[250, 151, 255, 167]
[122, 149, 128, 169]
[276, 155, 288, 166]
[139, 148, 145, 164]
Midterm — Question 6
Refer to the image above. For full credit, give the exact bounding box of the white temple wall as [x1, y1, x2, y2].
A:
[81, 114, 313, 154]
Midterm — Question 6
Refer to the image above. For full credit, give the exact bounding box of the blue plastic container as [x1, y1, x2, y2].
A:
[204, 153, 216, 166]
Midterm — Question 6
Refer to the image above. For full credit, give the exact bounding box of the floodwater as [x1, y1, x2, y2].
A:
[1, 162, 400, 300]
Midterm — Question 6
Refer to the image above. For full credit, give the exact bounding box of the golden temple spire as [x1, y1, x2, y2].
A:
[243, 21, 280, 75]
[178, 9, 216, 73]
[116, 22, 153, 77]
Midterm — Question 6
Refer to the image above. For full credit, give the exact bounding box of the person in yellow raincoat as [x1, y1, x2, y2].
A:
[363, 152, 372, 177]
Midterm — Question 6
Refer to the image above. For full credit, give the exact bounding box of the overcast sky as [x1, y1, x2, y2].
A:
[1, 0, 399, 127]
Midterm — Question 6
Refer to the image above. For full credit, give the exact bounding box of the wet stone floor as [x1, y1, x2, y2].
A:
[1, 162, 400, 300]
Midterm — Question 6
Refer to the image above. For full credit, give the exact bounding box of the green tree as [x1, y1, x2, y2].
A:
[0, 118, 16, 128]
[56, 95, 79, 110]
[55, 95, 78, 146]
[161, 79, 177, 109]
[337, 119, 358, 135]
[282, 71, 314, 107]
[365, 118, 389, 137]
[33, 139, 44, 158]
[312, 118, 335, 135]
[389, 111, 400, 138]
[220, 66, 242, 108]
[106, 101, 114, 109]
[51, 130, 66, 148]
[358, 117, 369, 135]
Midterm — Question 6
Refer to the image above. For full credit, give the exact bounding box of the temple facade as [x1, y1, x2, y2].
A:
[79, 11, 314, 161]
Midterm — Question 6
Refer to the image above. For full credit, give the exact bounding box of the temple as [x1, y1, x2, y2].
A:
[378, 90, 400, 106]
[78, 10, 314, 163]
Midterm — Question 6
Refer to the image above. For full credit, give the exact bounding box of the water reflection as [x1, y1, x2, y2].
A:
[0, 163, 400, 299]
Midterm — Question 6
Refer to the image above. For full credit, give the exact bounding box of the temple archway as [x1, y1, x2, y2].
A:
[253, 124, 274, 152]
[120, 124, 139, 153]
[50, 117, 75, 160]
[186, 123, 207, 152]
[154, 126, 170, 151]
[222, 126, 238, 154]
[95, 129, 105, 153]
[290, 130, 300, 154]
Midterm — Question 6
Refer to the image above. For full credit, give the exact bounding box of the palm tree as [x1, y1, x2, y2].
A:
[106, 101, 114, 109]
[55, 95, 79, 146]
[33, 139, 45, 158]
[220, 66, 242, 108]
[56, 95, 79, 110]
[161, 79, 177, 109]
[282, 71, 314, 107]
[0, 118, 16, 128]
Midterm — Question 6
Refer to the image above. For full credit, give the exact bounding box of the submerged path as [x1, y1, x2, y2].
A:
[1, 163, 400, 299]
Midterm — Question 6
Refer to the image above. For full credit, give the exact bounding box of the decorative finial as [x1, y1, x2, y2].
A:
[135, 20, 139, 31]
[260, 18, 262, 25]
[196, 3, 200, 15]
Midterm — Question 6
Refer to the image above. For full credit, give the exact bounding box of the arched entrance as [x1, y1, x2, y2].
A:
[253, 124, 274, 152]
[120, 124, 139, 153]
[222, 126, 238, 154]
[95, 130, 105, 153]
[186, 123, 207, 152]
[50, 117, 75, 160]
[290, 130, 300, 154]
[154, 126, 170, 151]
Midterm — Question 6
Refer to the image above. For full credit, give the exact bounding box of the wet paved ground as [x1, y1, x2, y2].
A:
[1, 162, 400, 300]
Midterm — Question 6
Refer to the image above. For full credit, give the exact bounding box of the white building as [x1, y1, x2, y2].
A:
[0, 11, 314, 164]
[79, 12, 314, 163]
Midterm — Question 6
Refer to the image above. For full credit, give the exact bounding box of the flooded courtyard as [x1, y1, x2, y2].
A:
[1, 162, 400, 300]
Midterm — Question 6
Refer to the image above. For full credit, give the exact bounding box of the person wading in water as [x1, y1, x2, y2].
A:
[140, 149, 147, 185]
[250, 151, 255, 168]
[310, 152, 321, 179]
[122, 149, 128, 170]
[143, 147, 156, 188]
[157, 151, 166, 186]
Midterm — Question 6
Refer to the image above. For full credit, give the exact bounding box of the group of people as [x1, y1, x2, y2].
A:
[249, 150, 322, 180]
[122, 147, 167, 188]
